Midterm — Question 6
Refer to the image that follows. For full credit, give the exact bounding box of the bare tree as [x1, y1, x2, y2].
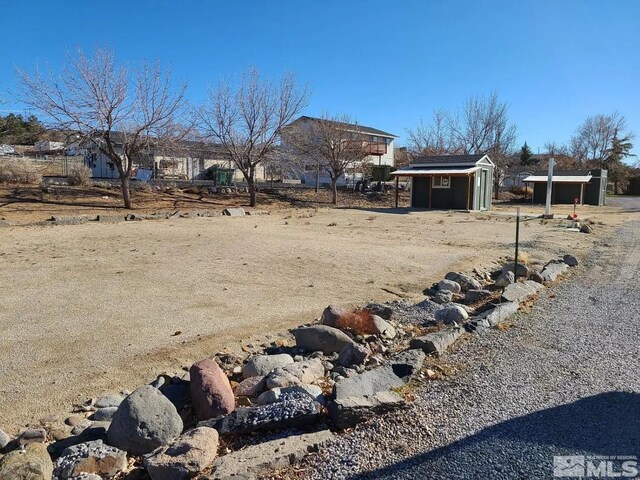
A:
[570, 112, 629, 166]
[287, 114, 371, 205]
[17, 48, 188, 208]
[198, 68, 309, 207]
[406, 110, 452, 155]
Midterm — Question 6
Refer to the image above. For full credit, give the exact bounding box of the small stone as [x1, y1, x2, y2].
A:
[90, 407, 117, 422]
[501, 263, 530, 278]
[65, 415, 86, 427]
[242, 354, 294, 378]
[563, 254, 579, 266]
[266, 358, 324, 389]
[18, 428, 47, 446]
[338, 343, 370, 367]
[234, 376, 267, 397]
[464, 289, 492, 303]
[256, 385, 324, 406]
[0, 429, 10, 449]
[364, 303, 393, 320]
[432, 290, 453, 304]
[580, 224, 593, 233]
[437, 279, 461, 294]
[434, 305, 468, 325]
[495, 271, 515, 287]
[410, 327, 464, 355]
[94, 394, 124, 409]
[529, 270, 544, 283]
[444, 272, 482, 291]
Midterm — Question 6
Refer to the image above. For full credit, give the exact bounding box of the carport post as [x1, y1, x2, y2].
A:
[466, 174, 471, 211]
[394, 176, 399, 207]
[580, 183, 585, 205]
[545, 158, 555, 216]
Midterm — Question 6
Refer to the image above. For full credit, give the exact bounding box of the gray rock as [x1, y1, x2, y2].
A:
[434, 305, 469, 325]
[389, 349, 426, 380]
[0, 442, 53, 479]
[96, 215, 125, 223]
[563, 254, 579, 266]
[495, 271, 515, 287]
[18, 428, 47, 446]
[409, 327, 464, 355]
[328, 391, 406, 429]
[465, 317, 491, 334]
[199, 391, 322, 434]
[338, 343, 369, 367]
[107, 385, 183, 455]
[144, 427, 219, 480]
[437, 279, 461, 294]
[90, 407, 117, 422]
[478, 301, 520, 327]
[293, 325, 356, 354]
[332, 366, 357, 378]
[365, 303, 393, 320]
[54, 439, 127, 479]
[501, 263, 530, 278]
[242, 354, 294, 378]
[265, 358, 324, 389]
[222, 207, 245, 217]
[502, 280, 544, 303]
[208, 430, 333, 480]
[234, 376, 267, 397]
[540, 261, 569, 282]
[580, 224, 593, 233]
[444, 272, 482, 291]
[433, 290, 453, 304]
[0, 429, 10, 449]
[371, 316, 396, 339]
[464, 289, 492, 303]
[94, 393, 124, 409]
[257, 385, 324, 406]
[529, 270, 544, 284]
[333, 366, 405, 401]
[160, 384, 191, 410]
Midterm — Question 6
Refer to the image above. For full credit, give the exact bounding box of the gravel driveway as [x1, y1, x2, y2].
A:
[305, 198, 640, 479]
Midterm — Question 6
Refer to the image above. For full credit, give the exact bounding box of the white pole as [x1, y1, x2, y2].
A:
[545, 158, 554, 217]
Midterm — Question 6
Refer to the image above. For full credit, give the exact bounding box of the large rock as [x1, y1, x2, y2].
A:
[501, 280, 544, 303]
[495, 271, 515, 287]
[94, 393, 124, 409]
[501, 263, 530, 278]
[464, 289, 492, 303]
[207, 430, 333, 480]
[242, 354, 294, 379]
[437, 279, 461, 294]
[107, 385, 183, 456]
[0, 442, 53, 479]
[54, 440, 127, 479]
[434, 305, 468, 325]
[199, 391, 322, 435]
[320, 305, 350, 327]
[338, 343, 370, 367]
[265, 358, 324, 389]
[388, 349, 426, 380]
[90, 407, 117, 422]
[329, 391, 406, 429]
[364, 303, 393, 320]
[234, 376, 267, 397]
[477, 301, 519, 327]
[18, 428, 47, 446]
[293, 325, 355, 354]
[444, 272, 482, 291]
[410, 327, 463, 355]
[190, 358, 235, 421]
[144, 427, 219, 480]
[333, 366, 404, 401]
[563, 254, 579, 266]
[433, 290, 453, 304]
[540, 261, 569, 282]
[256, 385, 324, 406]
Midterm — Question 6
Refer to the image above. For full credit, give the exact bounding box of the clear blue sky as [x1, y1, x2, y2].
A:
[2, 0, 639, 156]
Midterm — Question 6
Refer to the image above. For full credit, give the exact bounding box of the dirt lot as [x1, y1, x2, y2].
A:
[0, 187, 634, 431]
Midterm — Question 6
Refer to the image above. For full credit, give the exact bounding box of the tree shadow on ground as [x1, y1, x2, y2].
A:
[348, 391, 640, 479]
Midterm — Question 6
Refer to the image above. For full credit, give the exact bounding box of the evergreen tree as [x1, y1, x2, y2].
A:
[605, 129, 636, 194]
[519, 142, 535, 165]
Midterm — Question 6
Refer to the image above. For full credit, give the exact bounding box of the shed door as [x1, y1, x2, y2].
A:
[479, 169, 488, 210]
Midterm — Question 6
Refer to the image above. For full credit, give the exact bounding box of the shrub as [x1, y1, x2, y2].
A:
[131, 181, 152, 193]
[510, 185, 532, 196]
[0, 159, 43, 185]
[67, 163, 92, 186]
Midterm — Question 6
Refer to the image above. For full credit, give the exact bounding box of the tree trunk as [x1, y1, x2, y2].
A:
[331, 178, 338, 205]
[315, 163, 320, 193]
[248, 178, 256, 207]
[120, 174, 132, 209]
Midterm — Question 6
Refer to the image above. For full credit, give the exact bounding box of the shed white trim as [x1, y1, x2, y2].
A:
[523, 175, 592, 183]
[391, 167, 479, 176]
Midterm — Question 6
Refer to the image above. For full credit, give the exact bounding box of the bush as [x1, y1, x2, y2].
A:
[0, 159, 43, 185]
[510, 185, 532, 196]
[131, 181, 152, 193]
[67, 164, 92, 186]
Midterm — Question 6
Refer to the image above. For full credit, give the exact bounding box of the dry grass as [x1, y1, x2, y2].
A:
[66, 164, 92, 186]
[0, 159, 43, 185]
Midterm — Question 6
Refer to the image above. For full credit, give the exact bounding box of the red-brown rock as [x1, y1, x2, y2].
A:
[190, 358, 235, 421]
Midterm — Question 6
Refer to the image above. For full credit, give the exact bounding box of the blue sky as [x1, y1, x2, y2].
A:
[2, 0, 639, 156]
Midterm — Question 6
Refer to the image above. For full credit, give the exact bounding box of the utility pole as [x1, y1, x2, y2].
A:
[545, 157, 554, 217]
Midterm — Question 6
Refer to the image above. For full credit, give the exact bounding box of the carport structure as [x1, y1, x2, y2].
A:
[391, 154, 494, 210]
[523, 169, 607, 206]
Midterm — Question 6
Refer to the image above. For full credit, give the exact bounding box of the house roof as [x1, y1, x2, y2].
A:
[292, 116, 397, 138]
[409, 154, 491, 167]
[523, 175, 593, 184]
[391, 166, 479, 176]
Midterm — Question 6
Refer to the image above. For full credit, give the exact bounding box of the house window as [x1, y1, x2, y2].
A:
[432, 176, 451, 188]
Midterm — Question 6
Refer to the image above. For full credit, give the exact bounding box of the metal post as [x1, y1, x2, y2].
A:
[394, 176, 399, 208]
[514, 207, 521, 278]
[545, 158, 554, 217]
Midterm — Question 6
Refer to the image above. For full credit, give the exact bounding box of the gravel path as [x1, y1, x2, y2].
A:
[304, 207, 640, 479]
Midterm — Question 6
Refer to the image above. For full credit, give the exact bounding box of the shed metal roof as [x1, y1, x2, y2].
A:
[391, 166, 479, 176]
[409, 154, 487, 166]
[523, 175, 592, 183]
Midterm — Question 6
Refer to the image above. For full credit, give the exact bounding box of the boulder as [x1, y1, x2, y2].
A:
[410, 327, 463, 355]
[320, 304, 350, 327]
[477, 301, 519, 327]
[94, 394, 124, 409]
[501, 263, 530, 278]
[190, 358, 235, 421]
[563, 254, 579, 266]
[242, 354, 294, 379]
[0, 442, 53, 479]
[234, 376, 267, 397]
[293, 325, 356, 354]
[107, 385, 183, 456]
[580, 224, 593, 234]
[371, 316, 396, 339]
[199, 391, 322, 435]
[432, 290, 453, 304]
[265, 358, 324, 389]
[444, 272, 482, 291]
[501, 280, 544, 303]
[495, 271, 515, 287]
[90, 407, 117, 422]
[53, 440, 127, 479]
[144, 427, 219, 480]
[338, 343, 369, 367]
[464, 289, 492, 303]
[333, 366, 405, 401]
[529, 270, 544, 284]
[18, 428, 47, 446]
[328, 391, 406, 429]
[437, 279, 461, 294]
[364, 303, 393, 320]
[208, 430, 333, 480]
[388, 349, 426, 380]
[540, 261, 569, 282]
[434, 305, 468, 325]
[256, 385, 324, 406]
